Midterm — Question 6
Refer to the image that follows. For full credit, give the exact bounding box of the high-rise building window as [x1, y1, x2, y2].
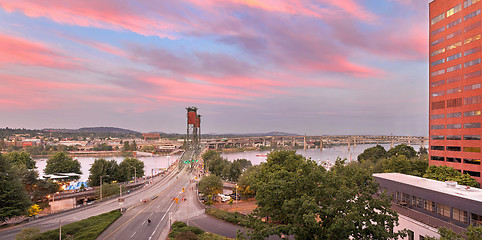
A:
[431, 124, 445, 129]
[464, 0, 481, 8]
[446, 112, 462, 118]
[463, 95, 481, 105]
[464, 110, 481, 116]
[432, 90, 445, 97]
[447, 53, 462, 61]
[431, 145, 445, 150]
[432, 114, 445, 119]
[447, 146, 462, 151]
[464, 170, 481, 177]
[432, 100, 445, 109]
[464, 147, 481, 152]
[447, 18, 462, 28]
[432, 26, 446, 36]
[447, 135, 462, 140]
[447, 29, 463, 40]
[447, 64, 462, 72]
[432, 69, 445, 77]
[432, 135, 445, 140]
[464, 34, 481, 44]
[464, 135, 481, 140]
[449, 41, 463, 51]
[465, 21, 481, 32]
[432, 12, 445, 25]
[447, 4, 462, 17]
[431, 156, 445, 161]
[446, 87, 462, 94]
[464, 70, 481, 79]
[432, 48, 446, 56]
[447, 157, 462, 162]
[464, 46, 481, 56]
[464, 159, 481, 165]
[464, 9, 481, 21]
[447, 75, 462, 83]
[464, 83, 481, 91]
[447, 124, 462, 129]
[432, 79, 446, 87]
[432, 37, 445, 46]
[464, 58, 481, 68]
[447, 98, 462, 108]
[463, 122, 481, 128]
[431, 58, 446, 66]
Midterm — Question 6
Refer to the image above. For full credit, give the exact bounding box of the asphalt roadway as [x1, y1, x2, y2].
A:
[0, 166, 185, 240]
[97, 169, 192, 240]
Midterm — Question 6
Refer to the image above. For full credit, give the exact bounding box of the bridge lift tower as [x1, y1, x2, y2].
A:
[186, 107, 201, 149]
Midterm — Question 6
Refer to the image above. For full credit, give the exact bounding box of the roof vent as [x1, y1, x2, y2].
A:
[445, 181, 457, 187]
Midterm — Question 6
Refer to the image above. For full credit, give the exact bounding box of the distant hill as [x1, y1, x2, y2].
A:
[77, 127, 141, 134]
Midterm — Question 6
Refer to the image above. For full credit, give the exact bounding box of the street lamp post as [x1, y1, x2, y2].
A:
[49, 192, 60, 213]
[130, 165, 137, 183]
[167, 155, 170, 170]
[235, 184, 238, 206]
[100, 176, 103, 201]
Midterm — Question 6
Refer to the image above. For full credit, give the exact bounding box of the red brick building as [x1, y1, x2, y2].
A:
[429, 0, 482, 185]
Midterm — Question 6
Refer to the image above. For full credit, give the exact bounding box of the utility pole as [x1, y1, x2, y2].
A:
[59, 219, 61, 240]
[100, 176, 103, 201]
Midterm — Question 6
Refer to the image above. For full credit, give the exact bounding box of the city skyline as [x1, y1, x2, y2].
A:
[0, 0, 430, 136]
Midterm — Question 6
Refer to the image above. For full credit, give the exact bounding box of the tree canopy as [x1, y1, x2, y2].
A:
[0, 154, 31, 222]
[5, 151, 36, 169]
[88, 159, 119, 186]
[382, 155, 428, 177]
[249, 151, 403, 239]
[202, 150, 252, 182]
[387, 144, 417, 158]
[118, 157, 144, 182]
[423, 165, 480, 188]
[357, 145, 387, 162]
[199, 174, 222, 197]
[44, 152, 81, 180]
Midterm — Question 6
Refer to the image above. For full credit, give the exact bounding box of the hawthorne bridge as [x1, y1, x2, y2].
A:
[202, 135, 428, 150]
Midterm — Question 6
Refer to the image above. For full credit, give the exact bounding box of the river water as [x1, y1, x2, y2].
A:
[221, 143, 422, 165]
[34, 143, 422, 181]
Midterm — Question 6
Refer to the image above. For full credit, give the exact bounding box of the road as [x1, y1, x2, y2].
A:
[97, 168, 193, 240]
[0, 166, 184, 240]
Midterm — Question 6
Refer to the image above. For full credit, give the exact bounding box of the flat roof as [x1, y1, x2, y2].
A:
[373, 173, 482, 203]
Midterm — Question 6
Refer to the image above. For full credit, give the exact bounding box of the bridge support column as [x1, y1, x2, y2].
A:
[292, 137, 295, 147]
[391, 139, 394, 149]
[320, 137, 323, 151]
[303, 136, 306, 150]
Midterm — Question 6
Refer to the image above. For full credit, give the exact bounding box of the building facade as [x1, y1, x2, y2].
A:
[429, 0, 482, 185]
[374, 173, 482, 237]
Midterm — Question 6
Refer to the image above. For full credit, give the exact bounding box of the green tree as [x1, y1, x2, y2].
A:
[387, 144, 417, 158]
[199, 175, 223, 197]
[92, 143, 113, 151]
[118, 157, 144, 182]
[88, 159, 119, 187]
[250, 151, 403, 240]
[357, 145, 387, 162]
[237, 165, 260, 198]
[130, 141, 137, 151]
[0, 154, 31, 222]
[423, 165, 479, 188]
[383, 155, 428, 177]
[424, 225, 482, 240]
[5, 151, 36, 169]
[44, 152, 81, 180]
[123, 141, 130, 151]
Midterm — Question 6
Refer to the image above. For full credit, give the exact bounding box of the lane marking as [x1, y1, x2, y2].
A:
[102, 170, 188, 240]
[131, 232, 136, 238]
[149, 181, 190, 240]
[142, 221, 146, 225]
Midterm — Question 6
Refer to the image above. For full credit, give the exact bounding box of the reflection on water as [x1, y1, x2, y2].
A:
[221, 143, 422, 166]
[35, 154, 181, 181]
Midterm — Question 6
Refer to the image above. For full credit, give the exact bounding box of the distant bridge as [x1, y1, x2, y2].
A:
[202, 135, 428, 150]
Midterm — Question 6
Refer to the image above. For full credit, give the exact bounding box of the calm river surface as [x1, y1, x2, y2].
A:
[221, 143, 422, 165]
[34, 143, 422, 181]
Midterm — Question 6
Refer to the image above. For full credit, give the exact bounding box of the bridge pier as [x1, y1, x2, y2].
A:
[320, 137, 323, 151]
[303, 136, 306, 150]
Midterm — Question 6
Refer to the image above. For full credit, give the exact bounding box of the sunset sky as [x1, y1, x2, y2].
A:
[0, 0, 430, 136]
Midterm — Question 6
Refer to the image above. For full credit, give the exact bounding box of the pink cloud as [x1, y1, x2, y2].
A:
[0, 34, 79, 68]
[0, 1, 179, 38]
